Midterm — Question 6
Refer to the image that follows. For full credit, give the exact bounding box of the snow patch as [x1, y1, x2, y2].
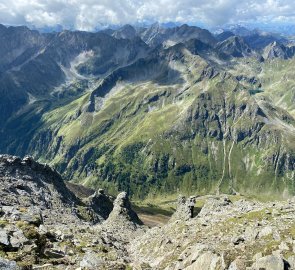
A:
[28, 93, 37, 104]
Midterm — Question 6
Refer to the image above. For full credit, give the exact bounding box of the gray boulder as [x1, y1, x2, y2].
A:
[184, 251, 223, 270]
[0, 257, 19, 270]
[80, 252, 104, 269]
[0, 230, 9, 246]
[103, 192, 144, 241]
[84, 189, 113, 222]
[250, 255, 284, 270]
[198, 196, 232, 217]
[286, 255, 295, 269]
[10, 230, 28, 248]
[228, 257, 246, 270]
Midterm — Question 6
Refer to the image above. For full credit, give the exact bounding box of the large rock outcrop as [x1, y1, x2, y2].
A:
[83, 189, 113, 220]
[0, 154, 122, 269]
[0, 155, 114, 225]
[0, 155, 77, 210]
[103, 192, 144, 240]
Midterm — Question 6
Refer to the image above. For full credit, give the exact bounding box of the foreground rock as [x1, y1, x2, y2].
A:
[103, 192, 145, 241]
[0, 155, 117, 269]
[2, 155, 295, 269]
[130, 195, 295, 269]
[0, 154, 77, 211]
[0, 257, 19, 270]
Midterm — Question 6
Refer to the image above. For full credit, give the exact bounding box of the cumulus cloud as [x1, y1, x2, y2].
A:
[0, 0, 295, 30]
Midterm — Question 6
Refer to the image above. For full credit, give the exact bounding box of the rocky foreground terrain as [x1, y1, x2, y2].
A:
[1, 155, 295, 269]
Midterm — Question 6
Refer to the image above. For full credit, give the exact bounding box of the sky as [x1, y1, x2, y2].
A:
[0, 0, 295, 31]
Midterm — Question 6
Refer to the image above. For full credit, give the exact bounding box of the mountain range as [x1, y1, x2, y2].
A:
[0, 23, 294, 199]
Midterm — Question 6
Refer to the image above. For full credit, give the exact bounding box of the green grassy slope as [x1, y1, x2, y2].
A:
[2, 47, 295, 199]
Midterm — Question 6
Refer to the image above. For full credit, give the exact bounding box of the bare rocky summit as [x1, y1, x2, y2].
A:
[1, 155, 295, 269]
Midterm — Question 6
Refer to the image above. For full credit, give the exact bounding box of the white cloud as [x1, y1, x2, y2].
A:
[0, 0, 295, 30]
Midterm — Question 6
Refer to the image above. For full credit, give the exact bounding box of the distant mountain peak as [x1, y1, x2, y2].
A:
[216, 35, 252, 57]
[263, 40, 294, 59]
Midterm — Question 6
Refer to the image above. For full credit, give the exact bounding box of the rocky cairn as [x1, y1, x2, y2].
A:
[170, 195, 197, 221]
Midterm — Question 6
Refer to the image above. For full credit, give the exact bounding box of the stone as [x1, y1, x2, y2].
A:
[10, 230, 28, 248]
[0, 257, 19, 270]
[44, 248, 65, 259]
[251, 255, 284, 270]
[258, 226, 273, 238]
[272, 230, 281, 241]
[244, 226, 259, 241]
[278, 241, 289, 251]
[103, 192, 144, 241]
[20, 208, 43, 226]
[228, 257, 246, 270]
[170, 195, 197, 221]
[31, 264, 53, 269]
[80, 252, 104, 268]
[60, 233, 74, 241]
[198, 196, 232, 217]
[84, 190, 113, 222]
[0, 230, 9, 246]
[272, 209, 280, 217]
[184, 251, 223, 270]
[286, 255, 295, 269]
[252, 252, 263, 261]
[232, 236, 245, 245]
[104, 192, 143, 225]
[38, 225, 48, 234]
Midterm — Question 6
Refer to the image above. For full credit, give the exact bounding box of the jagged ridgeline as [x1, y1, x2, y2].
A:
[0, 24, 294, 198]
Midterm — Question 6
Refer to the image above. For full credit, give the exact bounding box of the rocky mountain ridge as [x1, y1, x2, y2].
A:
[1, 157, 295, 269]
[0, 155, 143, 269]
[0, 23, 294, 198]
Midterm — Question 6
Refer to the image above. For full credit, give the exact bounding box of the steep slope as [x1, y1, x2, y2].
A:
[221, 26, 288, 49]
[130, 195, 295, 269]
[0, 154, 77, 209]
[112, 24, 137, 40]
[0, 27, 149, 126]
[0, 25, 294, 199]
[216, 31, 235, 42]
[216, 36, 253, 58]
[0, 155, 113, 224]
[0, 25, 51, 126]
[0, 25, 49, 72]
[244, 32, 288, 50]
[0, 155, 144, 269]
[2, 40, 293, 199]
[263, 41, 295, 60]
